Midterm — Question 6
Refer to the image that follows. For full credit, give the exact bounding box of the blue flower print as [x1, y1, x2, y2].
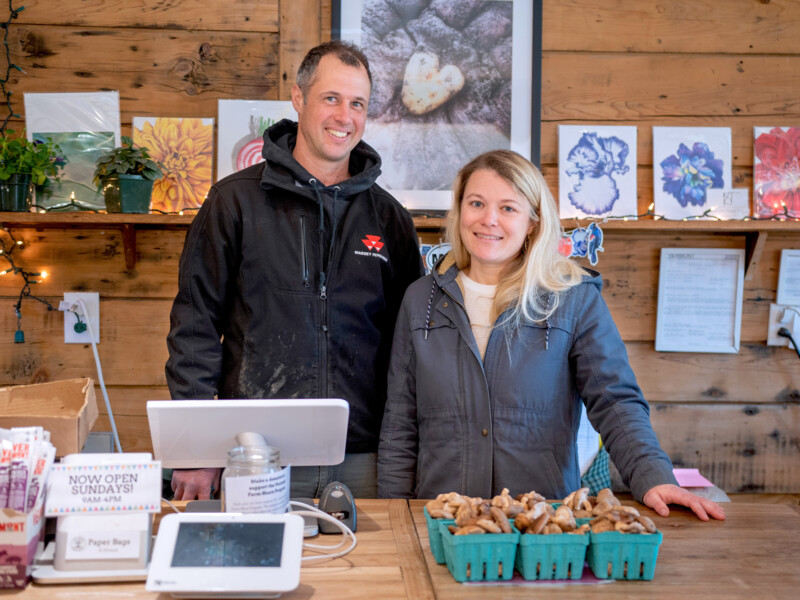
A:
[660, 142, 724, 207]
[566, 133, 630, 215]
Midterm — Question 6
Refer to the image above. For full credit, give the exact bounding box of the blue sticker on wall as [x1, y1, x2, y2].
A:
[420, 243, 451, 274]
[558, 222, 604, 266]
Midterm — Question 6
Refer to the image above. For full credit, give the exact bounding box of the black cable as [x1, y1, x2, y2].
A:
[777, 327, 800, 361]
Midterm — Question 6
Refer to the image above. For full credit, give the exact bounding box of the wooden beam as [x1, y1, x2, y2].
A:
[121, 223, 136, 270]
[745, 230, 767, 280]
[14, 0, 280, 32]
[278, 0, 322, 100]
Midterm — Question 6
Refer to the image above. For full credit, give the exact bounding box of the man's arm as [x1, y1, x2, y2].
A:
[165, 190, 239, 501]
[165, 189, 240, 399]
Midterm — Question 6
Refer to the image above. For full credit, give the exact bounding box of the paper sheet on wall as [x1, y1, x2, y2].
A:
[655, 248, 744, 353]
[777, 249, 800, 306]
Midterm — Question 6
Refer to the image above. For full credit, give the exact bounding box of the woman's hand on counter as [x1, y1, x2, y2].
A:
[171, 467, 221, 500]
[643, 484, 726, 521]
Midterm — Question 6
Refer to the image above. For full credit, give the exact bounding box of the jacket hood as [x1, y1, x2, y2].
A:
[432, 251, 604, 293]
[259, 119, 382, 198]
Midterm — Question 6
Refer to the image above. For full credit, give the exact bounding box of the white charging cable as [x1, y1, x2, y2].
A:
[289, 500, 357, 562]
[74, 298, 123, 453]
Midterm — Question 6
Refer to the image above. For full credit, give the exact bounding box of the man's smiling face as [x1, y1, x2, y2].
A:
[292, 54, 371, 181]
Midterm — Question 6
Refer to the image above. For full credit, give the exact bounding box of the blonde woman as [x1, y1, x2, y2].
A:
[378, 150, 723, 521]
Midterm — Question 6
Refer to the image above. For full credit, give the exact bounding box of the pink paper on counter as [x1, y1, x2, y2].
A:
[673, 468, 714, 488]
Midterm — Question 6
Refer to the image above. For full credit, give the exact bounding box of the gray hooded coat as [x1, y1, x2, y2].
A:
[378, 254, 677, 501]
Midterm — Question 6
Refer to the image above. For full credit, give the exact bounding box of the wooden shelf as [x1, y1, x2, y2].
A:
[0, 211, 195, 228]
[1, 211, 797, 271]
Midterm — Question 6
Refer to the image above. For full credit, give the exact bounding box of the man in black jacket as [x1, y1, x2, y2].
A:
[166, 40, 423, 500]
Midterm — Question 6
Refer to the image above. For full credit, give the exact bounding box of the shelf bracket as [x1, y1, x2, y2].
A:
[121, 224, 137, 270]
[744, 230, 767, 281]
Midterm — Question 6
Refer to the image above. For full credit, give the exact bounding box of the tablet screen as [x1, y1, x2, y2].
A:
[171, 522, 285, 568]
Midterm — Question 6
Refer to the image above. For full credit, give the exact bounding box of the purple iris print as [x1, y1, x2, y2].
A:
[566, 133, 629, 215]
[660, 142, 724, 207]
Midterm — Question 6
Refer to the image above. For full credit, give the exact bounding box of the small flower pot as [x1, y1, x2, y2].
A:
[0, 173, 33, 212]
[102, 174, 154, 214]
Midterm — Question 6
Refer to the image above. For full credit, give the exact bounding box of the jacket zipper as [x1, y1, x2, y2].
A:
[300, 216, 310, 288]
[317, 190, 328, 396]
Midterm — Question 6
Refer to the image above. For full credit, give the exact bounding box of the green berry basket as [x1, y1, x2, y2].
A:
[423, 506, 454, 564]
[514, 531, 589, 580]
[438, 520, 520, 582]
[587, 530, 663, 580]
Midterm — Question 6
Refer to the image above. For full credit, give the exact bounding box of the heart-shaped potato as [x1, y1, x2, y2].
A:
[401, 51, 465, 115]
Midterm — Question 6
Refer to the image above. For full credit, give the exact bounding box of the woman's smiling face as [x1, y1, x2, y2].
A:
[459, 168, 535, 284]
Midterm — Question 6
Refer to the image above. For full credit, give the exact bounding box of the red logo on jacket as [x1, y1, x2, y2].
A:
[361, 235, 384, 251]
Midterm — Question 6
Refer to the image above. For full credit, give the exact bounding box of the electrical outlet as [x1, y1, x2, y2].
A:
[63, 292, 100, 344]
[767, 303, 799, 348]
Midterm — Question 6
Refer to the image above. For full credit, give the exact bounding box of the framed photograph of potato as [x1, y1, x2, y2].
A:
[332, 0, 542, 211]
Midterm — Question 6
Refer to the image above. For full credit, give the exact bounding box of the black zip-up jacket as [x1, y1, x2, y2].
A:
[165, 120, 424, 453]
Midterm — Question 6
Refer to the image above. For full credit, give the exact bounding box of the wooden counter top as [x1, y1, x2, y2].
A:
[411, 499, 800, 600]
[19, 499, 432, 600]
[13, 500, 800, 599]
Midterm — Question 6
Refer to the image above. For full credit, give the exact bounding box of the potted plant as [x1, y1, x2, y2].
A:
[93, 136, 163, 213]
[0, 129, 67, 211]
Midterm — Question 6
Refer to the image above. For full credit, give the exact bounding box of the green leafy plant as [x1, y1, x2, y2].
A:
[93, 136, 163, 186]
[0, 129, 67, 186]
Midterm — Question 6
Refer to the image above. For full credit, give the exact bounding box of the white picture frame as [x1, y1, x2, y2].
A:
[216, 100, 297, 181]
[558, 124, 638, 219]
[655, 248, 744, 353]
[24, 91, 121, 209]
[652, 126, 732, 220]
[335, 0, 538, 210]
[777, 249, 800, 306]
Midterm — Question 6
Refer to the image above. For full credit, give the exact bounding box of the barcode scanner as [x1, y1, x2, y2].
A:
[318, 481, 357, 533]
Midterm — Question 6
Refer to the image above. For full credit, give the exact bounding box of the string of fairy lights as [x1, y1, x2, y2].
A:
[1, 198, 202, 342]
[569, 202, 799, 223]
[1, 1, 25, 132]
[0, 226, 53, 343]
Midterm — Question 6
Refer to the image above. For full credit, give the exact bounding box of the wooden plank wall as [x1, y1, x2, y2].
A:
[2, 1, 800, 492]
[538, 0, 800, 493]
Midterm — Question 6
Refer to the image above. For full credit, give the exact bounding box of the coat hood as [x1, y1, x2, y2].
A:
[259, 119, 383, 198]
[431, 251, 604, 292]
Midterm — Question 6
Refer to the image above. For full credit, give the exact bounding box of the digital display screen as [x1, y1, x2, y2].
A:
[171, 522, 284, 567]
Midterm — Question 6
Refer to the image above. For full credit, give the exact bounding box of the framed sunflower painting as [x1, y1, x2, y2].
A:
[132, 117, 214, 213]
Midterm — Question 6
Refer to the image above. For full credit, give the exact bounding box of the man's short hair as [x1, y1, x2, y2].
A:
[295, 40, 372, 100]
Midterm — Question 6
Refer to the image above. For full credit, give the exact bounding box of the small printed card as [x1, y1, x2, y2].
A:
[673, 468, 714, 488]
[223, 466, 291, 514]
[64, 529, 142, 560]
[45, 461, 162, 515]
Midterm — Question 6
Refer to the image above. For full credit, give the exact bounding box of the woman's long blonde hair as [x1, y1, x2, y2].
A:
[445, 150, 587, 325]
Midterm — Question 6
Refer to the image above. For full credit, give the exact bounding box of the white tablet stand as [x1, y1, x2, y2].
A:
[144, 398, 350, 597]
[146, 398, 350, 468]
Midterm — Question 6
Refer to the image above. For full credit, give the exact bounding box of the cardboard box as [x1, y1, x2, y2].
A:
[0, 378, 98, 457]
[0, 496, 45, 589]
